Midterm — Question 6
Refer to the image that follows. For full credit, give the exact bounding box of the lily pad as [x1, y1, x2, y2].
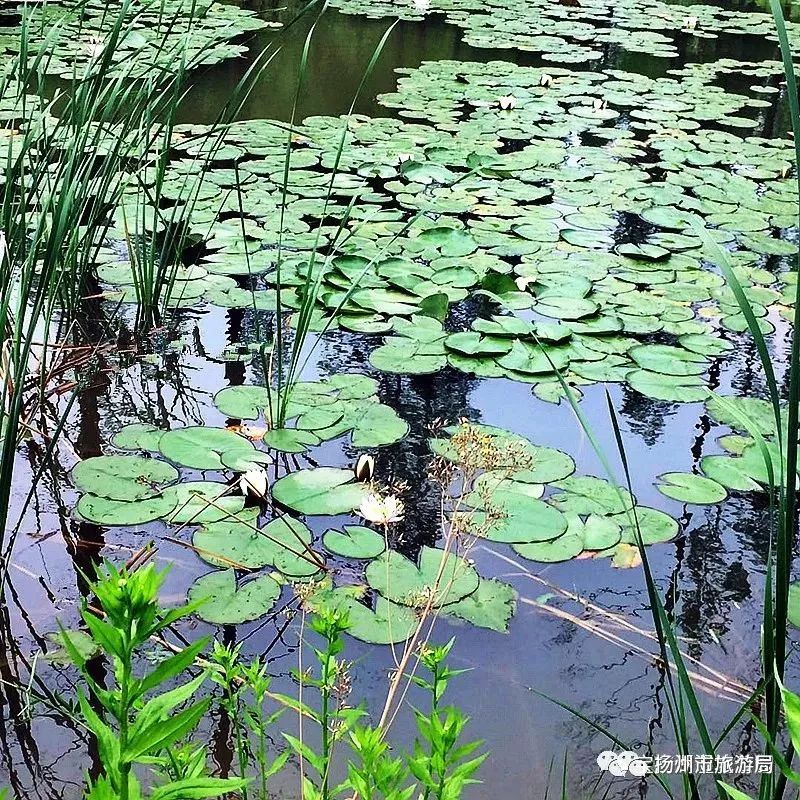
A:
[308, 587, 418, 644]
[656, 472, 727, 504]
[111, 423, 164, 451]
[168, 482, 246, 525]
[189, 569, 282, 625]
[159, 427, 257, 470]
[272, 468, 368, 515]
[75, 492, 178, 526]
[366, 546, 480, 608]
[322, 525, 386, 559]
[444, 577, 516, 632]
[72, 455, 178, 501]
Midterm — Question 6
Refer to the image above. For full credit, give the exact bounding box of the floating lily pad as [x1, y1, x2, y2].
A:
[168, 481, 246, 525]
[615, 506, 679, 544]
[626, 369, 706, 402]
[111, 423, 164, 451]
[189, 569, 282, 625]
[159, 427, 257, 470]
[444, 577, 516, 632]
[512, 533, 584, 563]
[322, 525, 386, 559]
[464, 492, 567, 544]
[656, 472, 727, 504]
[308, 587, 418, 644]
[700, 455, 763, 492]
[75, 491, 178, 526]
[272, 468, 368, 515]
[366, 546, 480, 608]
[550, 476, 634, 516]
[72, 455, 178, 501]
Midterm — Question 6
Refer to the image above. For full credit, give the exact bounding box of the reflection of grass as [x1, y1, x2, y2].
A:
[0, 0, 214, 576]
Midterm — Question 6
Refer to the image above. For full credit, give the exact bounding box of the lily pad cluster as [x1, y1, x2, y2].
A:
[72, 373, 407, 525]
[327, 0, 800, 64]
[215, 373, 409, 452]
[696, 395, 799, 492]
[431, 423, 679, 565]
[87, 55, 797, 405]
[2, 0, 269, 78]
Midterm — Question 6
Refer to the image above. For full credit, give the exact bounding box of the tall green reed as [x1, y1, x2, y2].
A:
[0, 0, 283, 576]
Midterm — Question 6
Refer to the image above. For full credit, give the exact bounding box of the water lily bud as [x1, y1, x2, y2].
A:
[354, 454, 375, 482]
[239, 468, 268, 499]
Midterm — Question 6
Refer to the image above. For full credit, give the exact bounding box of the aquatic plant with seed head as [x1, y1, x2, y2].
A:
[359, 493, 405, 525]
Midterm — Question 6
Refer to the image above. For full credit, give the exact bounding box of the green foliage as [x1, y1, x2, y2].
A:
[275, 614, 485, 800]
[58, 562, 244, 800]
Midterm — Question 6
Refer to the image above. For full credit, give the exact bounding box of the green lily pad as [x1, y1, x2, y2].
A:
[656, 472, 727, 504]
[308, 587, 418, 644]
[322, 525, 386, 559]
[575, 514, 623, 550]
[72, 455, 178, 501]
[111, 423, 164, 451]
[629, 344, 706, 376]
[512, 533, 584, 563]
[75, 491, 178, 526]
[444, 577, 516, 632]
[626, 369, 706, 402]
[614, 506, 679, 544]
[464, 492, 567, 544]
[366, 546, 480, 608]
[159, 427, 257, 470]
[263, 428, 321, 453]
[550, 476, 634, 516]
[189, 569, 282, 625]
[168, 482, 246, 525]
[272, 468, 368, 515]
[700, 455, 763, 492]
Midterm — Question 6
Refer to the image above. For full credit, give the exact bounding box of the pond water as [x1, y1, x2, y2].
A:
[3, 0, 800, 798]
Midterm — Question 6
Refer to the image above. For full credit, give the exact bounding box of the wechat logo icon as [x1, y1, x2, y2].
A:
[597, 750, 650, 777]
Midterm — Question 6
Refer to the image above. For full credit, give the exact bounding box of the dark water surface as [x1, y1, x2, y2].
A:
[1, 2, 798, 799]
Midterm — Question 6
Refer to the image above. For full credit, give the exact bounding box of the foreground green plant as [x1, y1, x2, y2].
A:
[208, 642, 288, 800]
[58, 562, 243, 800]
[276, 608, 485, 800]
[54, 562, 485, 800]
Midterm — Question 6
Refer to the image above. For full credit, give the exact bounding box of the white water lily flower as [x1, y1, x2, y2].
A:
[397, 152, 415, 163]
[359, 493, 404, 525]
[498, 94, 517, 111]
[515, 275, 534, 292]
[85, 36, 106, 57]
[354, 454, 375, 482]
[239, 468, 268, 499]
[682, 15, 698, 30]
[413, 0, 430, 11]
[592, 98, 607, 110]
[539, 73, 553, 87]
